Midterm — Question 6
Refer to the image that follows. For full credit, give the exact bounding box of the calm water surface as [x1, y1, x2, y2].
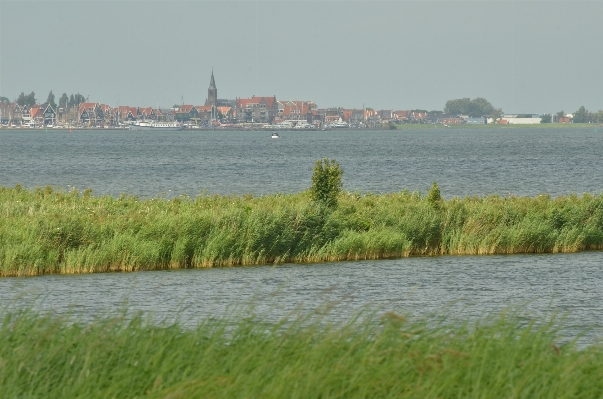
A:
[1, 127, 602, 197]
[2, 128, 603, 339]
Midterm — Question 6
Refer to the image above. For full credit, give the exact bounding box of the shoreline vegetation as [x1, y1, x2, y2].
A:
[2, 181, 603, 277]
[2, 307, 603, 397]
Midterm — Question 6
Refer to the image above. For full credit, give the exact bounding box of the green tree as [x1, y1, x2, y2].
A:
[489, 108, 503, 124]
[46, 91, 57, 110]
[310, 158, 343, 208]
[59, 93, 68, 109]
[0, 96, 9, 103]
[444, 98, 471, 115]
[556, 111, 565, 119]
[444, 97, 496, 117]
[573, 106, 589, 123]
[427, 181, 442, 208]
[540, 114, 552, 123]
[25, 91, 36, 107]
[17, 92, 36, 107]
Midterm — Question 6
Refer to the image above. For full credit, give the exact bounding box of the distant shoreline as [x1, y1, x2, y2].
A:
[1, 123, 601, 132]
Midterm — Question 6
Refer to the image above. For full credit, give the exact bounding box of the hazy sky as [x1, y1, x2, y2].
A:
[1, 0, 602, 113]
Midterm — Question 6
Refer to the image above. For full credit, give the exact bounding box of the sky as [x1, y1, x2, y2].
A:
[1, 0, 602, 114]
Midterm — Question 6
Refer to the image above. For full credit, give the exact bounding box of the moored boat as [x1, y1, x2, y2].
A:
[129, 121, 185, 131]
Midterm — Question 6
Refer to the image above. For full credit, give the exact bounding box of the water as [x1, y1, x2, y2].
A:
[2, 253, 603, 341]
[2, 127, 603, 340]
[1, 128, 602, 198]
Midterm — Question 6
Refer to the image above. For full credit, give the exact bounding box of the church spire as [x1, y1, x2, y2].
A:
[209, 68, 216, 90]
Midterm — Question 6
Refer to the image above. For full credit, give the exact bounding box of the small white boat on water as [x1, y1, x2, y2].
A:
[129, 121, 185, 131]
[271, 132, 280, 138]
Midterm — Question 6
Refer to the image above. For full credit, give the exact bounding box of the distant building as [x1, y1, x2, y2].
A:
[500, 114, 542, 124]
[205, 70, 218, 107]
[466, 117, 486, 124]
[235, 96, 278, 123]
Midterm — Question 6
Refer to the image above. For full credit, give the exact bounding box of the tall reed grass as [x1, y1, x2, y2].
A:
[1, 307, 602, 398]
[1, 184, 603, 276]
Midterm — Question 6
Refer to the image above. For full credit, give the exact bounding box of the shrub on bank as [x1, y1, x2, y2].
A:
[1, 185, 603, 276]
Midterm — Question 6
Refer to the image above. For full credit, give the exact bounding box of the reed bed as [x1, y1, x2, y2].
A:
[1, 184, 603, 276]
[1, 307, 602, 398]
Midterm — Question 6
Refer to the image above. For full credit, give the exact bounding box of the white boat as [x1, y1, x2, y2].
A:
[129, 121, 185, 131]
[271, 132, 280, 138]
[331, 120, 349, 128]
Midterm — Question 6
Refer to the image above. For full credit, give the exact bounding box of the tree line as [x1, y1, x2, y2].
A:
[13, 91, 86, 110]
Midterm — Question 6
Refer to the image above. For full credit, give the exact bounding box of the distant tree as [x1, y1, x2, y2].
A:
[69, 94, 76, 107]
[59, 93, 68, 109]
[74, 93, 86, 105]
[489, 108, 504, 124]
[540, 114, 552, 123]
[25, 92, 36, 107]
[573, 106, 589, 123]
[444, 98, 471, 115]
[16, 92, 26, 106]
[46, 91, 57, 110]
[0, 96, 9, 103]
[429, 110, 443, 115]
[444, 97, 495, 117]
[595, 110, 603, 123]
[17, 91, 36, 107]
[556, 111, 565, 118]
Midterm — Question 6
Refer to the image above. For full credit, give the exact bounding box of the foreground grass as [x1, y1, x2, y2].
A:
[1, 308, 602, 398]
[1, 185, 603, 276]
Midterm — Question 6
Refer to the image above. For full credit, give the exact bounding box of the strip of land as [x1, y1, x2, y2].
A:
[1, 185, 602, 276]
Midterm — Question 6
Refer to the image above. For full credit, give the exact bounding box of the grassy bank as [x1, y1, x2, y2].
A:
[1, 185, 603, 276]
[1, 308, 602, 398]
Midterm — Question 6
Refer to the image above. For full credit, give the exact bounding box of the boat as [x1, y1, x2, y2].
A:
[128, 121, 185, 131]
[271, 132, 280, 138]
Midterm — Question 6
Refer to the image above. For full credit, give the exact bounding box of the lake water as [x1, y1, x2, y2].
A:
[1, 128, 602, 198]
[1, 128, 603, 339]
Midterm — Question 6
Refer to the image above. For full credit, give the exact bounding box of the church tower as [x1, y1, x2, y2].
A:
[206, 69, 217, 107]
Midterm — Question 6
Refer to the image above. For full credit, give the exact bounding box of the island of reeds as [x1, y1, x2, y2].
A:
[2, 307, 603, 398]
[2, 159, 603, 277]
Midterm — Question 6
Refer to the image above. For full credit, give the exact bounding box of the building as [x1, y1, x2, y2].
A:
[205, 70, 218, 107]
[500, 114, 542, 124]
[235, 96, 278, 123]
[275, 100, 317, 125]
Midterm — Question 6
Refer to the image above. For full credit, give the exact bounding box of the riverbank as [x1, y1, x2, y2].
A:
[1, 185, 603, 277]
[2, 307, 602, 398]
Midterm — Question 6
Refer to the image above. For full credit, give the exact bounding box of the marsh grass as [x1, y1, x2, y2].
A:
[1, 184, 603, 276]
[1, 306, 602, 398]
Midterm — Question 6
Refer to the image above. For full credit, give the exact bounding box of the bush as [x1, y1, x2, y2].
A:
[427, 181, 442, 207]
[310, 158, 343, 208]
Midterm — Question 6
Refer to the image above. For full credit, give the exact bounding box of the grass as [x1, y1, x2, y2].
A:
[1, 184, 603, 276]
[1, 306, 602, 398]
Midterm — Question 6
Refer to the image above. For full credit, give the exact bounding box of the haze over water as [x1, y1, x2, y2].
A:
[2, 128, 603, 342]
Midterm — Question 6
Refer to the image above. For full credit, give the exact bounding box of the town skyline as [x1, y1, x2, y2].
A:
[2, 1, 603, 113]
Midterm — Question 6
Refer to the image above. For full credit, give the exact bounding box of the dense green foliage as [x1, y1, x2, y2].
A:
[1, 184, 603, 276]
[310, 158, 344, 208]
[1, 308, 602, 398]
[443, 97, 497, 117]
[540, 113, 552, 123]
